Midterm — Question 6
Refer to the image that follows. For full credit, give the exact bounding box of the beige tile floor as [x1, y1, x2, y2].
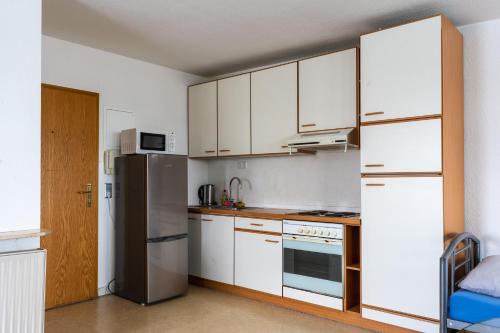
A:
[45, 285, 374, 333]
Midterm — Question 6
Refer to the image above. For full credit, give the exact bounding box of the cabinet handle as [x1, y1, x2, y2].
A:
[301, 123, 316, 127]
[364, 111, 385, 116]
[281, 145, 288, 149]
[201, 218, 213, 222]
[250, 223, 263, 227]
[204, 150, 215, 153]
[219, 149, 231, 152]
[188, 218, 197, 221]
[365, 164, 385, 167]
[265, 240, 279, 244]
[365, 183, 385, 187]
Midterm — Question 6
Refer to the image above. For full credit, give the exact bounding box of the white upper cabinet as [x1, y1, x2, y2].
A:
[251, 63, 298, 154]
[188, 82, 218, 158]
[361, 16, 442, 122]
[299, 48, 358, 132]
[361, 119, 442, 174]
[218, 74, 251, 156]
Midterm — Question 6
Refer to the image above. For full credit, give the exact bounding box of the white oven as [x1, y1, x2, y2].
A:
[282, 220, 344, 310]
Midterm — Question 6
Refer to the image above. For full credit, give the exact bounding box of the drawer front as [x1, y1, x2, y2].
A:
[235, 217, 282, 233]
[361, 119, 442, 174]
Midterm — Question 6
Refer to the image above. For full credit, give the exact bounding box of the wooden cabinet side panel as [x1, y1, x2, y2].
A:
[441, 16, 465, 245]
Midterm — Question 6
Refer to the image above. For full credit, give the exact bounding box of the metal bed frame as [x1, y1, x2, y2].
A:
[440, 232, 481, 332]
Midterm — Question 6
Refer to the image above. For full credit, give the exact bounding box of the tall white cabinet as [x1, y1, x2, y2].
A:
[360, 15, 463, 333]
[251, 63, 297, 154]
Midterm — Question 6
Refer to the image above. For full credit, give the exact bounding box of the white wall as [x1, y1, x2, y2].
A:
[0, 2, 41, 233]
[205, 151, 361, 211]
[460, 18, 500, 257]
[42, 36, 202, 289]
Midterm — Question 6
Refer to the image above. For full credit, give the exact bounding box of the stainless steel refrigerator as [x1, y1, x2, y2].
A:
[115, 154, 188, 304]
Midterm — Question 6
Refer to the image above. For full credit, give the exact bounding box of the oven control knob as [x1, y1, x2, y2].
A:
[332, 232, 338, 237]
[297, 228, 303, 233]
[305, 229, 310, 234]
[318, 230, 324, 235]
[311, 229, 317, 235]
[325, 231, 330, 236]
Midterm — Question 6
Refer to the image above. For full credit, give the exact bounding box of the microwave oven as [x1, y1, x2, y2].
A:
[120, 128, 168, 154]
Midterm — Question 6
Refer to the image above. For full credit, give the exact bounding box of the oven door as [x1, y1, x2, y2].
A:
[283, 234, 343, 298]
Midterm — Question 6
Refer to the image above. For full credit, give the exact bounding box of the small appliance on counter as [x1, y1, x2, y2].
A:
[198, 184, 216, 206]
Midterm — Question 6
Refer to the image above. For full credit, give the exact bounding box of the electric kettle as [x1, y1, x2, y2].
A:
[198, 184, 216, 206]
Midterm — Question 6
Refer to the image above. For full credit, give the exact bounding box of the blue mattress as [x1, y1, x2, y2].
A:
[450, 289, 500, 323]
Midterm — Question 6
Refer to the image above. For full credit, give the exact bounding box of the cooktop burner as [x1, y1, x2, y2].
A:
[296, 210, 360, 218]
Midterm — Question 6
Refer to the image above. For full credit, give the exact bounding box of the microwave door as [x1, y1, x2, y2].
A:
[141, 132, 166, 152]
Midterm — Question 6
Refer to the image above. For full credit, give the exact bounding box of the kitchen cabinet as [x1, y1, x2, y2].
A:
[200, 214, 234, 284]
[217, 74, 251, 156]
[361, 177, 443, 320]
[360, 16, 442, 123]
[251, 63, 297, 154]
[298, 48, 358, 133]
[235, 229, 282, 296]
[188, 82, 217, 157]
[360, 119, 442, 174]
[187, 214, 202, 277]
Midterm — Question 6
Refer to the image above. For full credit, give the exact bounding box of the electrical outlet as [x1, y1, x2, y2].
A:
[237, 161, 247, 169]
[105, 183, 112, 198]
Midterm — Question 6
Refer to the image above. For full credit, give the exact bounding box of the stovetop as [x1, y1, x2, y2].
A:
[295, 210, 360, 218]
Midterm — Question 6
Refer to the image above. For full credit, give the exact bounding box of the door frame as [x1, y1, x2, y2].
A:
[41, 83, 100, 308]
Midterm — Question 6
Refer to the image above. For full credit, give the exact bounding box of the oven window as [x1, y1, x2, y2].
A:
[284, 248, 342, 283]
[140, 132, 166, 151]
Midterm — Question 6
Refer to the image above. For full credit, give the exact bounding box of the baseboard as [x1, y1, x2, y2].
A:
[189, 275, 416, 333]
[97, 287, 110, 297]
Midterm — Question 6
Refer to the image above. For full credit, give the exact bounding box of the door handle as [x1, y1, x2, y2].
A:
[301, 123, 316, 128]
[77, 183, 93, 207]
[365, 164, 385, 167]
[364, 111, 384, 116]
[265, 239, 279, 244]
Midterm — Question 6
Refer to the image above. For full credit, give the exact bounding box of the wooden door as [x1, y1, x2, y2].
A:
[251, 63, 297, 154]
[361, 177, 443, 320]
[188, 82, 217, 158]
[298, 48, 357, 132]
[217, 74, 251, 156]
[41, 84, 99, 309]
[360, 16, 442, 123]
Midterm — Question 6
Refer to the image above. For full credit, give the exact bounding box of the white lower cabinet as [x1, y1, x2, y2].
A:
[235, 230, 282, 296]
[361, 177, 443, 322]
[188, 214, 234, 284]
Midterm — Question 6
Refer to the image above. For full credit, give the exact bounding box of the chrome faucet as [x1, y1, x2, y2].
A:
[229, 176, 242, 203]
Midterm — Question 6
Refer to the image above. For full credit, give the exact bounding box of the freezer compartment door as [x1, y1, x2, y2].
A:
[147, 154, 188, 239]
[146, 236, 188, 303]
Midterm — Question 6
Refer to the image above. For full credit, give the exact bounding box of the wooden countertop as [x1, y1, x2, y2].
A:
[0, 229, 51, 241]
[188, 207, 361, 226]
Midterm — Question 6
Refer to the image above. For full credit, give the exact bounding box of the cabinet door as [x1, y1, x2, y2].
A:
[200, 214, 234, 284]
[188, 82, 217, 157]
[235, 231, 282, 295]
[361, 119, 442, 174]
[299, 48, 357, 132]
[361, 16, 442, 122]
[251, 63, 297, 154]
[187, 214, 201, 277]
[361, 177, 443, 320]
[218, 74, 251, 156]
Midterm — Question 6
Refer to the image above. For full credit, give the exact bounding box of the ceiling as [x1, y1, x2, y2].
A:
[43, 0, 500, 77]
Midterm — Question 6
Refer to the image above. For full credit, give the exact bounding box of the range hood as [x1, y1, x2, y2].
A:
[287, 128, 358, 152]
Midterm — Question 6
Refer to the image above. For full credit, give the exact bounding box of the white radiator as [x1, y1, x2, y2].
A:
[0, 249, 46, 333]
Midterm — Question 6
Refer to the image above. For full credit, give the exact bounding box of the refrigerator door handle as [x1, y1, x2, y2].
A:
[147, 233, 188, 243]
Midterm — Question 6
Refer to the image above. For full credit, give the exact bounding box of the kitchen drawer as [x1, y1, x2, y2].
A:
[235, 217, 282, 233]
[361, 119, 442, 174]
